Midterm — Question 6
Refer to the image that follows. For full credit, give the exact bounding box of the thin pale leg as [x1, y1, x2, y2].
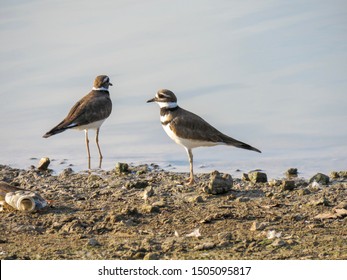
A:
[185, 148, 195, 185]
[95, 128, 103, 159]
[98, 157, 103, 169]
[95, 128, 103, 169]
[85, 129, 91, 169]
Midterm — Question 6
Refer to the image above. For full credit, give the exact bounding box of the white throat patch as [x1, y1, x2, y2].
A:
[157, 101, 177, 109]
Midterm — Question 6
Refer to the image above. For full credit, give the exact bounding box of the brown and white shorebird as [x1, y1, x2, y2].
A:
[43, 75, 113, 168]
[147, 89, 261, 185]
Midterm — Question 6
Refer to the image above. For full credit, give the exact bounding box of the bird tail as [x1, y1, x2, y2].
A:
[233, 141, 261, 153]
[43, 119, 74, 138]
[222, 134, 261, 153]
[43, 126, 67, 138]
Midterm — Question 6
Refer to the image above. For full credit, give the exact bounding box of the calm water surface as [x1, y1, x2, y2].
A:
[0, 0, 346, 178]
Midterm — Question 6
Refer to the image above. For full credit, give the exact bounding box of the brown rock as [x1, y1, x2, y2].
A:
[309, 173, 330, 185]
[141, 205, 160, 213]
[248, 171, 268, 183]
[281, 180, 295, 191]
[241, 173, 250, 181]
[194, 242, 216, 251]
[115, 162, 129, 173]
[286, 168, 298, 176]
[271, 239, 287, 247]
[143, 253, 160, 260]
[250, 221, 268, 231]
[203, 171, 233, 195]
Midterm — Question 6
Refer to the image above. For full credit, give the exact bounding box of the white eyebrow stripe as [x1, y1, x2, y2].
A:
[157, 92, 172, 99]
[102, 76, 109, 83]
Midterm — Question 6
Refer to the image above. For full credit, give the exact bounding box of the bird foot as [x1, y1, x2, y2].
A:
[186, 177, 195, 186]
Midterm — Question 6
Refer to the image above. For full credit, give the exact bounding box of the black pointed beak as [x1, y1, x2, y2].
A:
[109, 82, 113, 86]
[147, 97, 156, 103]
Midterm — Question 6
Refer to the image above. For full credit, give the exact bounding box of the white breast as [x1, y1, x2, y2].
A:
[160, 114, 171, 123]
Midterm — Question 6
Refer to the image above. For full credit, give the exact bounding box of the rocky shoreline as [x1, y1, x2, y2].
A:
[0, 162, 346, 260]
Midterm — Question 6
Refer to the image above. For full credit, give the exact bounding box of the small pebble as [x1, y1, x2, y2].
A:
[281, 180, 295, 191]
[194, 242, 216, 251]
[271, 239, 287, 247]
[330, 171, 347, 179]
[269, 179, 281, 187]
[236, 197, 250, 203]
[250, 221, 268, 231]
[115, 162, 129, 173]
[143, 253, 160, 260]
[37, 157, 50, 171]
[241, 173, 249, 181]
[59, 168, 74, 177]
[87, 238, 101, 247]
[309, 173, 330, 185]
[141, 205, 160, 213]
[217, 232, 233, 242]
[143, 186, 154, 200]
[286, 168, 298, 176]
[298, 188, 311, 196]
[186, 195, 203, 203]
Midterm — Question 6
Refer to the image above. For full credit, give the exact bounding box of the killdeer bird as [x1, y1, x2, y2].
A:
[43, 75, 113, 168]
[147, 89, 261, 185]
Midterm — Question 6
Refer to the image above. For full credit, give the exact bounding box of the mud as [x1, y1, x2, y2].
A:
[0, 164, 346, 260]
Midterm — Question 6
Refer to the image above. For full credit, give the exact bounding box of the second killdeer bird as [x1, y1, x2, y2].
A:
[147, 89, 261, 185]
[43, 75, 113, 168]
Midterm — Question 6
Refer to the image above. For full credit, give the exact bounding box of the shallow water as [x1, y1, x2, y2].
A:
[0, 0, 346, 179]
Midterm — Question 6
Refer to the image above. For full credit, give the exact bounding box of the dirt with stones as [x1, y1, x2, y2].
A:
[0, 163, 346, 260]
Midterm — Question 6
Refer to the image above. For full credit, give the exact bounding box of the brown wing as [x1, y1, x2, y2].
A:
[43, 91, 112, 137]
[169, 108, 224, 142]
[170, 108, 261, 153]
[62, 91, 112, 128]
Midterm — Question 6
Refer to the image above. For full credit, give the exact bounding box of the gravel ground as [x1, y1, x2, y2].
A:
[0, 163, 346, 260]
